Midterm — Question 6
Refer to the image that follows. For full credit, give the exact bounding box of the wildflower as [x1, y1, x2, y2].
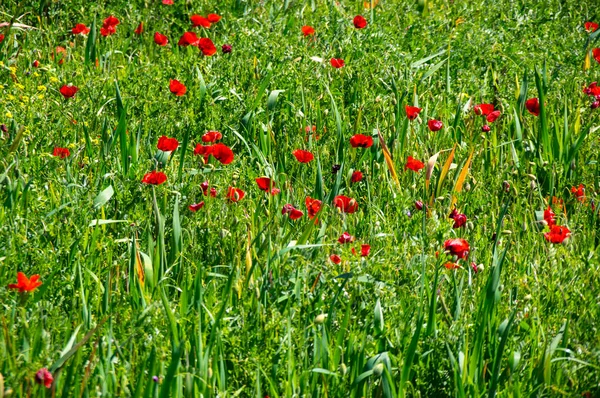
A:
[428, 119, 443, 131]
[60, 85, 79, 98]
[198, 38, 217, 56]
[449, 209, 467, 228]
[157, 136, 179, 152]
[72, 24, 90, 35]
[35, 368, 53, 388]
[353, 15, 368, 29]
[178, 32, 200, 46]
[282, 204, 304, 220]
[141, 171, 167, 185]
[330, 58, 345, 68]
[207, 14, 221, 23]
[329, 254, 341, 264]
[191, 15, 211, 28]
[349, 134, 373, 148]
[202, 131, 222, 143]
[301, 26, 315, 36]
[585, 22, 599, 33]
[169, 79, 186, 96]
[544, 225, 571, 244]
[53, 147, 71, 159]
[292, 149, 314, 163]
[154, 32, 168, 46]
[256, 177, 280, 195]
[134, 22, 144, 35]
[571, 184, 585, 202]
[227, 187, 245, 202]
[351, 170, 363, 183]
[405, 105, 422, 120]
[444, 238, 470, 259]
[210, 143, 234, 164]
[525, 98, 540, 116]
[333, 195, 358, 214]
[8, 272, 42, 293]
[405, 156, 424, 172]
[222, 44, 232, 53]
[189, 202, 205, 211]
[338, 232, 355, 244]
[360, 244, 371, 257]
[305, 197, 322, 219]
[543, 206, 556, 227]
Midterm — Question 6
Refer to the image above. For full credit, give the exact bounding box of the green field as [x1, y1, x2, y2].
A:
[1, 0, 600, 396]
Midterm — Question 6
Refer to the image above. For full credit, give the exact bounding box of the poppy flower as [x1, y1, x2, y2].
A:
[0, 34, 4, 43]
[53, 147, 71, 159]
[141, 170, 167, 185]
[525, 98, 540, 116]
[193, 144, 213, 163]
[351, 170, 363, 183]
[338, 232, 355, 244]
[100, 25, 116, 36]
[198, 38, 217, 56]
[222, 44, 232, 53]
[405, 105, 422, 120]
[189, 202, 205, 212]
[585, 22, 599, 32]
[227, 187, 245, 202]
[444, 238, 470, 259]
[301, 26, 315, 36]
[428, 119, 443, 131]
[486, 110, 501, 123]
[571, 184, 585, 202]
[169, 79, 187, 96]
[333, 195, 358, 214]
[191, 15, 211, 28]
[33, 60, 40, 68]
[200, 181, 217, 197]
[210, 143, 234, 164]
[8, 272, 43, 293]
[474, 103, 494, 116]
[360, 244, 371, 257]
[103, 15, 120, 27]
[593, 48, 600, 64]
[544, 225, 571, 244]
[405, 156, 424, 172]
[305, 197, 322, 219]
[60, 85, 79, 98]
[353, 15, 368, 29]
[583, 82, 600, 97]
[282, 204, 304, 220]
[154, 32, 168, 46]
[157, 135, 179, 152]
[134, 22, 144, 35]
[349, 134, 373, 148]
[292, 149, 314, 163]
[415, 201, 424, 210]
[543, 206, 556, 227]
[35, 368, 53, 389]
[163, 0, 173, 4]
[207, 14, 222, 23]
[444, 262, 460, 270]
[256, 177, 280, 195]
[72, 23, 90, 35]
[202, 131, 222, 142]
[178, 32, 200, 46]
[330, 254, 342, 264]
[330, 58, 345, 68]
[449, 209, 467, 228]
[482, 125, 491, 133]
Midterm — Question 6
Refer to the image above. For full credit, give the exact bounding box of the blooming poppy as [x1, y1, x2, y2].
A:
[198, 38, 217, 56]
[189, 202, 205, 212]
[353, 15, 367, 29]
[330, 58, 345, 68]
[351, 170, 363, 183]
[543, 206, 556, 227]
[338, 232, 355, 244]
[141, 170, 167, 185]
[169, 79, 186, 96]
[207, 14, 221, 23]
[444, 238, 470, 259]
[593, 48, 600, 64]
[178, 32, 200, 46]
[405, 105, 422, 120]
[210, 143, 234, 164]
[330, 254, 341, 264]
[154, 32, 168, 46]
[428, 119, 443, 131]
[349, 134, 373, 148]
[583, 82, 600, 97]
[486, 110, 501, 123]
[449, 209, 467, 228]
[544, 225, 571, 244]
[474, 103, 495, 116]
[100, 25, 116, 36]
[333, 195, 358, 214]
[202, 131, 223, 142]
[134, 22, 144, 35]
[35, 368, 53, 389]
[103, 15, 120, 27]
[571, 184, 585, 202]
[193, 144, 213, 163]
[60, 85, 79, 98]
[360, 244, 370, 257]
[227, 187, 245, 202]
[282, 204, 304, 220]
[585, 22, 599, 32]
[525, 98, 540, 116]
[222, 44, 232, 53]
[292, 149, 314, 163]
[405, 156, 424, 172]
[191, 15, 211, 28]
[306, 197, 322, 219]
[162, 0, 173, 4]
[8, 272, 43, 293]
[301, 26, 315, 36]
[0, 34, 4, 43]
[444, 262, 460, 270]
[53, 147, 71, 159]
[72, 23, 90, 35]
[157, 135, 179, 152]
[256, 177, 280, 195]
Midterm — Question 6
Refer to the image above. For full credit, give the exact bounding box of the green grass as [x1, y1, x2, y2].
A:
[1, 0, 600, 396]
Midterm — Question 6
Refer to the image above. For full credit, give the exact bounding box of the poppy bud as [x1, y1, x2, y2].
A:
[481, 124, 491, 132]
[314, 313, 328, 324]
[373, 363, 385, 377]
[592, 101, 600, 109]
[33, 60, 40, 68]
[0, 124, 7, 133]
[415, 200, 423, 210]
[339, 363, 347, 376]
[222, 44, 232, 54]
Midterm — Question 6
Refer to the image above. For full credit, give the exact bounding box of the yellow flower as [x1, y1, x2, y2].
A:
[6, 111, 13, 118]
[9, 66, 17, 74]
[49, 76, 59, 83]
[21, 96, 29, 103]
[37, 85, 47, 92]
[7, 94, 16, 101]
[15, 83, 25, 91]
[33, 72, 40, 77]
[37, 94, 45, 100]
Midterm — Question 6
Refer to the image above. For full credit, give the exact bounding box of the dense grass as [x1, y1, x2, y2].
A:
[1, 0, 600, 396]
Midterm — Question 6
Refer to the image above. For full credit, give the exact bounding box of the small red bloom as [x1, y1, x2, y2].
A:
[405, 105, 422, 120]
[449, 209, 467, 228]
[256, 177, 279, 195]
[486, 110, 501, 123]
[33, 60, 40, 68]
[474, 103, 494, 116]
[415, 201, 424, 211]
[134, 22, 144, 35]
[154, 32, 168, 46]
[360, 244, 370, 257]
[189, 202, 205, 212]
[544, 206, 556, 227]
[330, 58, 345, 68]
[351, 170, 363, 183]
[52, 147, 71, 159]
[169, 79, 187, 96]
[202, 131, 223, 143]
[349, 134, 373, 148]
[444, 238, 470, 259]
[333, 195, 358, 214]
[193, 144, 213, 163]
[100, 25, 116, 36]
[162, 0, 173, 4]
[72, 23, 90, 35]
[157, 135, 179, 152]
[444, 262, 460, 270]
[330, 254, 342, 264]
[292, 149, 314, 163]
[227, 187, 245, 202]
[210, 143, 234, 164]
[305, 197, 322, 219]
[585, 22, 599, 33]
[353, 15, 367, 29]
[35, 368, 53, 389]
[207, 14, 222, 23]
[405, 156, 424, 172]
[222, 44, 232, 53]
[428, 119, 443, 131]
[282, 204, 304, 220]
[191, 15, 211, 28]
[583, 82, 600, 97]
[525, 98, 540, 116]
[593, 48, 600, 64]
[0, 34, 4, 43]
[178, 32, 200, 47]
[301, 26, 315, 36]
[103, 16, 120, 27]
[544, 225, 571, 244]
[60, 85, 79, 98]
[141, 170, 167, 185]
[8, 272, 42, 293]
[199, 38, 217, 56]
[571, 184, 585, 202]
[338, 232, 355, 244]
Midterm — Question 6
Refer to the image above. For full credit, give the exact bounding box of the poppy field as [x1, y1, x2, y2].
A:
[2, 0, 600, 396]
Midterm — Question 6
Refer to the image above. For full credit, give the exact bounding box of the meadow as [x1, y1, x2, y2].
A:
[1, 0, 600, 396]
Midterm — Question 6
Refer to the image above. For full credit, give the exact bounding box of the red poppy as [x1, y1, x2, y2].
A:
[349, 134, 373, 148]
[157, 135, 179, 152]
[211, 143, 234, 164]
[360, 244, 370, 257]
[415, 200, 424, 211]
[35, 368, 53, 389]
[292, 149, 314, 163]
[449, 209, 467, 228]
[169, 79, 187, 96]
[141, 170, 167, 185]
[305, 197, 322, 219]
[202, 131, 223, 142]
[134, 22, 144, 35]
[583, 82, 600, 97]
[525, 98, 540, 116]
[163, 0, 173, 4]
[351, 170, 363, 183]
[103, 15, 120, 27]
[330, 58, 345, 68]
[405, 105, 422, 120]
[301, 26, 315, 36]
[100, 25, 116, 36]
[227, 187, 245, 202]
[207, 14, 222, 23]
[593, 48, 600, 64]
[474, 103, 494, 116]
[543, 206, 556, 227]
[444, 238, 470, 259]
[200, 181, 217, 197]
[330, 254, 341, 264]
[8, 272, 42, 293]
[282, 204, 304, 220]
[256, 177, 280, 195]
[544, 225, 571, 244]
[333, 195, 358, 214]
[154, 32, 168, 46]
[571, 184, 585, 202]
[72, 24, 90, 35]
[222, 44, 232, 53]
[428, 119, 443, 131]
[199, 38, 217, 56]
[193, 144, 213, 163]
[189, 202, 205, 212]
[178, 32, 200, 46]
[33, 60, 40, 68]
[405, 156, 424, 172]
[52, 147, 71, 159]
[60, 85, 79, 98]
[486, 110, 501, 123]
[338, 232, 355, 244]
[353, 15, 367, 29]
[0, 34, 4, 43]
[444, 262, 460, 270]
[190, 15, 211, 28]
[585, 22, 599, 33]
